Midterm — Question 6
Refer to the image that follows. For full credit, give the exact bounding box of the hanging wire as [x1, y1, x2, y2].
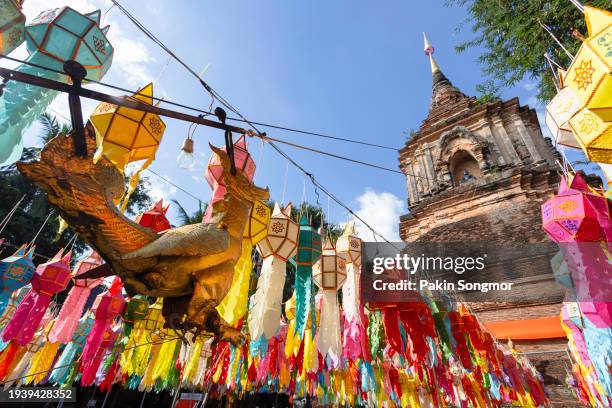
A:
[544, 53, 561, 91]
[281, 161, 289, 205]
[27, 211, 55, 249]
[0, 194, 25, 236]
[539, 21, 575, 60]
[568, 0, 585, 12]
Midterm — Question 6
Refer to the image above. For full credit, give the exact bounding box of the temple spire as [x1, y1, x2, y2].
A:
[422, 32, 467, 111]
[423, 32, 440, 73]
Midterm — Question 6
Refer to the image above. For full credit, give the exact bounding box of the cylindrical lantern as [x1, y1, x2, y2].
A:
[294, 214, 321, 338]
[48, 251, 103, 343]
[313, 236, 346, 361]
[135, 199, 171, 233]
[217, 199, 270, 326]
[0, 0, 25, 56]
[1, 249, 72, 345]
[0, 7, 113, 166]
[90, 83, 165, 210]
[0, 244, 35, 315]
[249, 203, 298, 340]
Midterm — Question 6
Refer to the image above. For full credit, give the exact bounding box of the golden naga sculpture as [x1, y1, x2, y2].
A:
[18, 126, 269, 345]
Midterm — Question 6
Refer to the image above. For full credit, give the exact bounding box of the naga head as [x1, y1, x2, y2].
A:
[209, 143, 269, 203]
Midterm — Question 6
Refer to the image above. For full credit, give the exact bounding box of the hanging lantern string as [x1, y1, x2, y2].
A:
[568, 0, 584, 12]
[538, 21, 575, 61]
[0, 54, 397, 151]
[4, 334, 182, 385]
[544, 53, 561, 92]
[67, 233, 79, 252]
[27, 211, 55, 250]
[0, 194, 26, 236]
[281, 161, 289, 205]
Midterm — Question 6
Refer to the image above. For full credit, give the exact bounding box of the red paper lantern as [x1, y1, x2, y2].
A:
[135, 199, 171, 233]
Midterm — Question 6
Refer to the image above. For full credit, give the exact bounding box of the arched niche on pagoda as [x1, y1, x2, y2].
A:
[435, 126, 490, 186]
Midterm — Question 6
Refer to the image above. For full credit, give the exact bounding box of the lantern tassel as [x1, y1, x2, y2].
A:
[48, 285, 93, 343]
[0, 292, 10, 316]
[295, 264, 311, 338]
[318, 290, 342, 362]
[248, 256, 287, 340]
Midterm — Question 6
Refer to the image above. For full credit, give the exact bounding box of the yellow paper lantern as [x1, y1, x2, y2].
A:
[256, 203, 299, 261]
[568, 107, 612, 162]
[336, 222, 362, 268]
[243, 200, 271, 244]
[90, 83, 166, 209]
[545, 86, 583, 149]
[565, 6, 612, 121]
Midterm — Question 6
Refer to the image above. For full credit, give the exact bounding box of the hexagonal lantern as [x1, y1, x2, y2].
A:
[257, 203, 299, 261]
[72, 250, 104, 288]
[313, 236, 347, 291]
[296, 214, 322, 266]
[31, 249, 72, 297]
[564, 6, 612, 122]
[0, 244, 35, 314]
[336, 221, 362, 268]
[545, 85, 583, 149]
[205, 135, 256, 190]
[135, 199, 171, 233]
[25, 7, 113, 79]
[91, 278, 126, 322]
[243, 199, 271, 245]
[542, 173, 610, 243]
[0, 0, 26, 56]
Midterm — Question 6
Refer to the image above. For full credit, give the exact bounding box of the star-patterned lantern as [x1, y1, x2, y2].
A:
[1, 248, 72, 345]
[568, 106, 612, 163]
[48, 251, 104, 343]
[313, 236, 346, 360]
[135, 199, 171, 233]
[90, 83, 166, 210]
[545, 84, 583, 149]
[541, 173, 610, 243]
[0, 0, 25, 56]
[0, 244, 35, 315]
[249, 203, 299, 340]
[565, 6, 612, 122]
[216, 199, 270, 326]
[0, 7, 113, 166]
[122, 294, 149, 338]
[294, 214, 322, 338]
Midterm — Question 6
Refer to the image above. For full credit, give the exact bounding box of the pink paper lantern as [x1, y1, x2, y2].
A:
[1, 249, 72, 345]
[204, 135, 256, 190]
[541, 173, 611, 243]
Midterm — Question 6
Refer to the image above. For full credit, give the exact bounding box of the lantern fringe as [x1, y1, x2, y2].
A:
[0, 341, 22, 380]
[295, 265, 311, 338]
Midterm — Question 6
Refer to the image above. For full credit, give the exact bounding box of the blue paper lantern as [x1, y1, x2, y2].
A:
[0, 244, 35, 315]
[0, 7, 114, 166]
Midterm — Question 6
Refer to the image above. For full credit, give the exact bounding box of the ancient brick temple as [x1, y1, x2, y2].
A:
[397, 35, 579, 406]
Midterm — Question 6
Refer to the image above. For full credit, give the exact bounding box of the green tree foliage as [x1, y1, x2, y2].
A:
[0, 114, 153, 262]
[171, 199, 207, 225]
[448, 0, 611, 101]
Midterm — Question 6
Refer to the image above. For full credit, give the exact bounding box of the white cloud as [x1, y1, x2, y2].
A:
[353, 189, 404, 242]
[148, 173, 177, 201]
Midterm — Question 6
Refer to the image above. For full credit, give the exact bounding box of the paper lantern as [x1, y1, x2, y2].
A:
[1, 249, 71, 345]
[294, 214, 322, 338]
[541, 173, 610, 242]
[135, 199, 171, 233]
[257, 203, 299, 261]
[565, 6, 612, 122]
[249, 203, 298, 340]
[202, 135, 256, 222]
[205, 135, 256, 190]
[122, 294, 149, 338]
[217, 199, 270, 326]
[0, 244, 35, 315]
[0, 7, 113, 166]
[49, 313, 94, 385]
[0, 0, 25, 55]
[90, 83, 165, 210]
[80, 278, 126, 384]
[567, 107, 612, 163]
[48, 251, 103, 343]
[545, 86, 583, 149]
[313, 237, 346, 361]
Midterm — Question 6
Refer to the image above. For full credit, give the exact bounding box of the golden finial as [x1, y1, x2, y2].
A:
[423, 32, 441, 74]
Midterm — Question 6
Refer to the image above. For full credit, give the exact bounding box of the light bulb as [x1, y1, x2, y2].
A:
[177, 137, 196, 170]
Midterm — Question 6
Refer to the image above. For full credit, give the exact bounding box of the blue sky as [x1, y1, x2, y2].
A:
[6, 0, 552, 241]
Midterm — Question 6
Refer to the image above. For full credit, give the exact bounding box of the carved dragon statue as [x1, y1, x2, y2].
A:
[17, 126, 269, 345]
